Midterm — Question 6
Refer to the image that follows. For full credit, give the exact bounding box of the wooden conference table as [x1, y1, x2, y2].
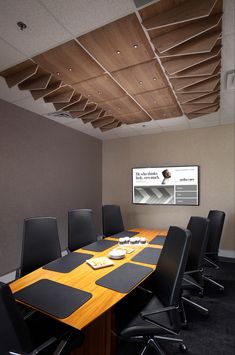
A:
[10, 228, 167, 355]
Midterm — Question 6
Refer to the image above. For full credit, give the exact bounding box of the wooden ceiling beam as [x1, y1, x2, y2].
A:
[181, 102, 218, 113]
[30, 78, 63, 100]
[177, 76, 220, 92]
[100, 120, 121, 131]
[163, 46, 221, 75]
[18, 70, 52, 91]
[64, 97, 89, 111]
[177, 91, 219, 104]
[53, 93, 82, 111]
[169, 58, 220, 77]
[142, 0, 217, 30]
[44, 87, 74, 103]
[69, 103, 98, 118]
[170, 72, 219, 91]
[82, 110, 106, 124]
[1, 63, 38, 88]
[152, 14, 221, 53]
[91, 116, 115, 128]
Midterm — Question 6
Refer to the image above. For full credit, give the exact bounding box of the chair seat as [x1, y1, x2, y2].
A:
[117, 290, 174, 339]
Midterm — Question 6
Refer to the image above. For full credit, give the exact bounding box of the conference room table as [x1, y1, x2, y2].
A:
[10, 228, 167, 355]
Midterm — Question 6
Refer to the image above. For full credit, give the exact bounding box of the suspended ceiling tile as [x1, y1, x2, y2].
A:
[78, 14, 154, 72]
[112, 60, 167, 94]
[14, 96, 54, 115]
[33, 40, 104, 85]
[188, 111, 220, 126]
[151, 14, 221, 53]
[134, 87, 178, 110]
[72, 74, 125, 103]
[147, 105, 182, 120]
[222, 0, 235, 36]
[0, 39, 27, 72]
[101, 96, 141, 115]
[0, 77, 30, 103]
[141, 0, 217, 29]
[0, 0, 71, 57]
[115, 111, 151, 124]
[41, 0, 135, 36]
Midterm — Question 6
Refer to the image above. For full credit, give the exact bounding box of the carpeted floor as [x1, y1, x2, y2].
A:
[116, 262, 235, 355]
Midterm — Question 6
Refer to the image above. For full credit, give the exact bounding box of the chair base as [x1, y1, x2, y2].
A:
[203, 275, 224, 292]
[182, 296, 209, 316]
[122, 334, 187, 355]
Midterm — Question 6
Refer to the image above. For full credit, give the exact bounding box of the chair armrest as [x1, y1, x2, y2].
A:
[140, 305, 178, 318]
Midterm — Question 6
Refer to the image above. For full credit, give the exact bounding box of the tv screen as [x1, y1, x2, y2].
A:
[132, 166, 199, 206]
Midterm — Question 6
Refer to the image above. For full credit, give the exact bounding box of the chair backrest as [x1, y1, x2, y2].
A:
[206, 210, 225, 255]
[152, 226, 191, 307]
[102, 205, 124, 237]
[0, 282, 32, 354]
[20, 217, 61, 277]
[185, 216, 210, 272]
[68, 209, 97, 251]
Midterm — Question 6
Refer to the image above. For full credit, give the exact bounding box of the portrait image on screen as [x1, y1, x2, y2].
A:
[132, 166, 199, 206]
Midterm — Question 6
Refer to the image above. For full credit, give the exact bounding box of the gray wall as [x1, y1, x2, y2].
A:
[102, 124, 235, 257]
[0, 99, 102, 275]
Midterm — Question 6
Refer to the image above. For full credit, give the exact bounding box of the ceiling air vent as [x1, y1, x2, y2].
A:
[47, 112, 73, 119]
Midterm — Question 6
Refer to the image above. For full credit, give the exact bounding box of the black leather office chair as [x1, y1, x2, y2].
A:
[68, 209, 97, 252]
[0, 281, 83, 355]
[102, 204, 124, 237]
[203, 210, 226, 291]
[18, 217, 61, 278]
[115, 226, 191, 355]
[180, 216, 210, 324]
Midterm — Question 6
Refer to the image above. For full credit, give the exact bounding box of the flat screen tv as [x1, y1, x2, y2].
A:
[132, 165, 199, 206]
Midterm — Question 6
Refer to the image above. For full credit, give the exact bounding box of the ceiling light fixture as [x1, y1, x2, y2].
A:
[115, 50, 121, 55]
[153, 77, 157, 81]
[56, 72, 60, 76]
[68, 68, 72, 72]
[139, 81, 143, 85]
[98, 91, 102, 95]
[17, 21, 27, 31]
[133, 44, 138, 49]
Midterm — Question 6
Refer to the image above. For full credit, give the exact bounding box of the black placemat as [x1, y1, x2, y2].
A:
[96, 262, 153, 293]
[15, 279, 92, 319]
[81, 239, 117, 252]
[150, 236, 166, 246]
[111, 230, 139, 239]
[131, 247, 162, 265]
[43, 252, 93, 273]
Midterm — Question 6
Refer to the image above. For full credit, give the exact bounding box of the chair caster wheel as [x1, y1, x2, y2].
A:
[179, 343, 187, 352]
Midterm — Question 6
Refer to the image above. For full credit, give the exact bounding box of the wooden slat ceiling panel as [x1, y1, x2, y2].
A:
[33, 40, 104, 85]
[142, 0, 217, 29]
[78, 14, 154, 72]
[147, 105, 182, 120]
[139, 0, 222, 121]
[134, 87, 178, 110]
[101, 96, 141, 116]
[112, 60, 167, 95]
[116, 111, 151, 124]
[0, 0, 223, 130]
[152, 14, 221, 53]
[72, 74, 125, 103]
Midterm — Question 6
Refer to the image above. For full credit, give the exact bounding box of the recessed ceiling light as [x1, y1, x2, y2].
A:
[116, 50, 121, 55]
[133, 44, 138, 49]
[98, 91, 102, 95]
[153, 77, 157, 81]
[56, 72, 60, 76]
[68, 68, 72, 72]
[139, 81, 143, 85]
